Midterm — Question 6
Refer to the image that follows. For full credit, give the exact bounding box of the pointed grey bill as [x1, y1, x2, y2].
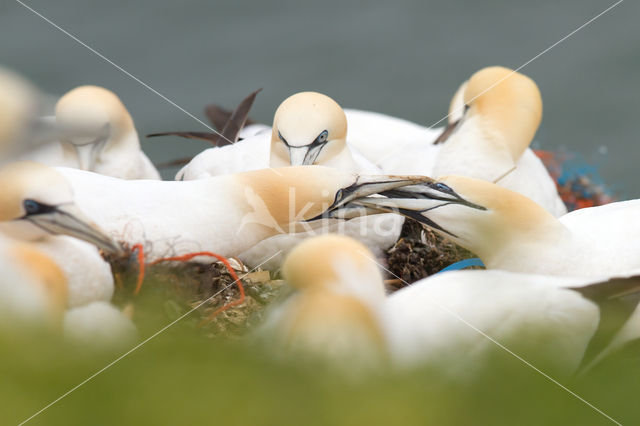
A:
[288, 146, 310, 166]
[432, 118, 461, 145]
[306, 175, 435, 221]
[339, 182, 488, 237]
[26, 204, 123, 254]
[72, 137, 107, 171]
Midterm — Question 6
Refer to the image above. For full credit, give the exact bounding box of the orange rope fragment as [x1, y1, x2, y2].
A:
[150, 251, 245, 320]
[132, 243, 146, 295]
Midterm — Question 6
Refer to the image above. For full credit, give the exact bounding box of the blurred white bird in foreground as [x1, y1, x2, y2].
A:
[263, 235, 640, 377]
[0, 235, 135, 348]
[21, 85, 160, 180]
[0, 162, 120, 307]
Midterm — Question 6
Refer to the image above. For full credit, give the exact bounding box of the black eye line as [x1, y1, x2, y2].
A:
[22, 199, 57, 217]
[277, 130, 291, 148]
[278, 129, 329, 150]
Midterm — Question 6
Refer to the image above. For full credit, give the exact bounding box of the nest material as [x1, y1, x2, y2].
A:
[106, 248, 284, 336]
[385, 219, 478, 290]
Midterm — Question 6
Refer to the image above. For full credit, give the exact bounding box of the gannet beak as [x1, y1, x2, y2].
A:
[72, 141, 105, 171]
[25, 203, 123, 254]
[344, 182, 487, 236]
[288, 146, 309, 165]
[288, 145, 326, 166]
[433, 118, 461, 145]
[307, 174, 435, 221]
[61, 122, 110, 171]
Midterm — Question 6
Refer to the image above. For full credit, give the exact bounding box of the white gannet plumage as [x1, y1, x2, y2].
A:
[263, 234, 640, 376]
[0, 161, 428, 265]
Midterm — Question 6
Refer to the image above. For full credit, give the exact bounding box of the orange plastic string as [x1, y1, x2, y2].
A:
[131, 243, 146, 295]
[149, 251, 245, 320]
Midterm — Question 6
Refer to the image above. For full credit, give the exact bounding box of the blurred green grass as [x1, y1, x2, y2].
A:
[3, 280, 640, 426]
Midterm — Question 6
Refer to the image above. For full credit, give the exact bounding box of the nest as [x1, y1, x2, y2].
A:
[385, 219, 478, 291]
[106, 248, 285, 336]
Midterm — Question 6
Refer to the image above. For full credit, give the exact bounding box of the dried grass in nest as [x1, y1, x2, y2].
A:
[385, 219, 479, 291]
[104, 246, 284, 337]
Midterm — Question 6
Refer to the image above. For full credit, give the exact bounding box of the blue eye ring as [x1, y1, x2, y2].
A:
[317, 130, 328, 144]
[23, 199, 41, 215]
[434, 182, 453, 193]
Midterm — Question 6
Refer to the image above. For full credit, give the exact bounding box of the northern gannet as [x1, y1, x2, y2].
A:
[259, 234, 388, 366]
[348, 175, 640, 276]
[1, 161, 429, 265]
[0, 67, 51, 160]
[264, 235, 640, 376]
[0, 236, 135, 348]
[380, 67, 566, 217]
[176, 91, 380, 180]
[22, 85, 160, 180]
[0, 161, 120, 307]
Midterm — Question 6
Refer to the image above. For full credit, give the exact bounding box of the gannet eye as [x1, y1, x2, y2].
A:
[316, 130, 328, 144]
[433, 183, 453, 193]
[23, 199, 42, 215]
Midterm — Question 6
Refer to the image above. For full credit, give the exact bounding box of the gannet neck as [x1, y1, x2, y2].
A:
[462, 66, 542, 163]
[278, 234, 388, 359]
[282, 289, 387, 357]
[8, 242, 68, 319]
[236, 166, 356, 229]
[433, 115, 516, 181]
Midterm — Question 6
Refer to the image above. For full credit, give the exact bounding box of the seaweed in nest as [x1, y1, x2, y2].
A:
[104, 244, 284, 337]
[385, 219, 478, 291]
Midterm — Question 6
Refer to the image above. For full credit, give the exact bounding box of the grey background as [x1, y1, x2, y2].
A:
[1, 0, 638, 195]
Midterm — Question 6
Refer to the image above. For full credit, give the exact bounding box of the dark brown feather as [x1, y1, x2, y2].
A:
[146, 132, 223, 144]
[217, 88, 262, 143]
